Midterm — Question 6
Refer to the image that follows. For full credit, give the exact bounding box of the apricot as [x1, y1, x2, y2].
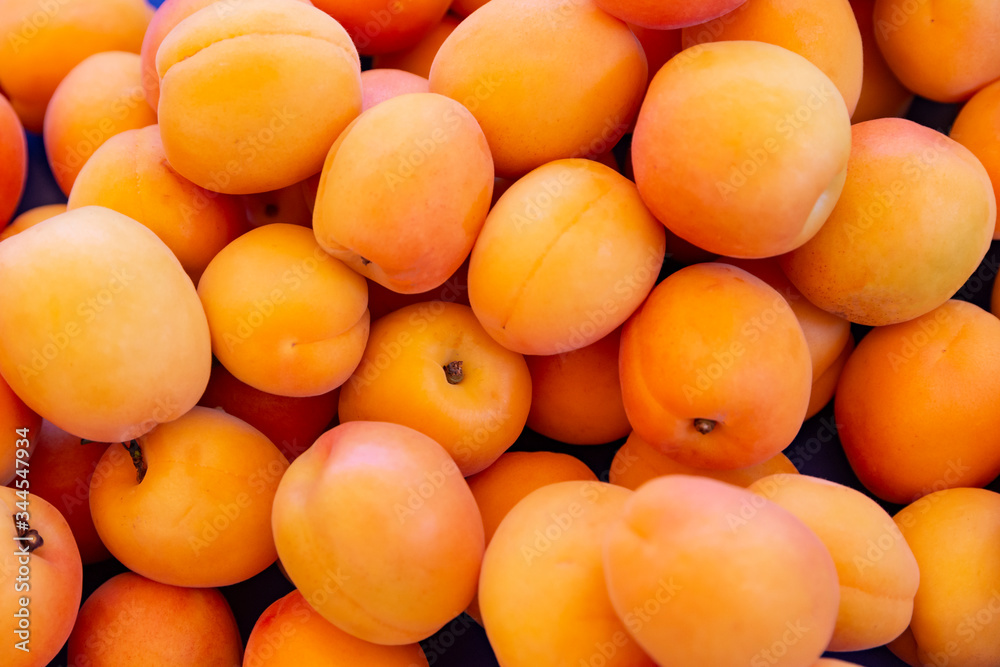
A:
[0, 94, 26, 226]
[67, 125, 246, 283]
[0, 0, 151, 132]
[90, 406, 288, 587]
[629, 25, 682, 91]
[951, 79, 1000, 237]
[272, 421, 484, 644]
[682, 0, 864, 116]
[245, 589, 429, 667]
[198, 223, 369, 397]
[339, 302, 530, 476]
[373, 14, 460, 78]
[312, 0, 450, 55]
[0, 204, 66, 242]
[367, 258, 469, 321]
[313, 92, 493, 294]
[873, 0, 1000, 103]
[890, 488, 1000, 667]
[361, 68, 430, 111]
[632, 40, 851, 258]
[610, 431, 798, 491]
[450, 0, 487, 17]
[603, 476, 839, 667]
[68, 572, 242, 667]
[0, 374, 40, 487]
[0, 487, 82, 667]
[0, 207, 210, 443]
[748, 474, 920, 651]
[479, 481, 653, 667]
[620, 263, 812, 469]
[156, 0, 362, 194]
[805, 333, 854, 420]
[44, 51, 156, 196]
[198, 363, 338, 462]
[240, 179, 315, 229]
[836, 300, 1000, 504]
[429, 0, 647, 177]
[781, 119, 995, 326]
[525, 327, 630, 445]
[27, 421, 111, 564]
[595, 0, 746, 29]
[469, 159, 665, 355]
[848, 0, 913, 122]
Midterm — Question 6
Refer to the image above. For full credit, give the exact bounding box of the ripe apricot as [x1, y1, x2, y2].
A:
[313, 93, 493, 294]
[67, 125, 247, 283]
[0, 487, 82, 667]
[0, 206, 211, 443]
[0, 375, 40, 487]
[836, 300, 1000, 504]
[156, 0, 362, 194]
[479, 481, 654, 667]
[805, 333, 854, 420]
[272, 421, 484, 644]
[367, 258, 469, 321]
[629, 25, 682, 91]
[311, 0, 450, 55]
[67, 572, 243, 667]
[90, 406, 288, 587]
[373, 14, 460, 78]
[0, 0, 151, 132]
[429, 0, 647, 177]
[781, 119, 995, 325]
[0, 204, 66, 242]
[632, 40, 851, 258]
[245, 589, 429, 666]
[469, 159, 665, 355]
[610, 431, 798, 491]
[198, 223, 369, 397]
[682, 0, 864, 116]
[873, 0, 1000, 103]
[450, 0, 487, 16]
[890, 488, 1000, 667]
[603, 476, 839, 667]
[848, 0, 913, 122]
[44, 51, 156, 196]
[951, 79, 1000, 237]
[525, 327, 631, 445]
[596, 0, 747, 29]
[240, 179, 315, 229]
[0, 94, 26, 226]
[620, 263, 812, 470]
[748, 474, 920, 651]
[361, 69, 430, 111]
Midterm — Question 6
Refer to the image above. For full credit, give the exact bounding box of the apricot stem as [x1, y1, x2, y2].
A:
[12, 515, 44, 553]
[444, 361, 464, 385]
[123, 439, 147, 483]
[693, 418, 716, 435]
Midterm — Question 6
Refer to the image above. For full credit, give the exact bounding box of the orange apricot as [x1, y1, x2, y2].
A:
[469, 159, 665, 355]
[0, 374, 40, 487]
[595, 0, 747, 29]
[951, 79, 1000, 237]
[450, 0, 487, 17]
[603, 476, 839, 667]
[805, 333, 854, 420]
[373, 13, 460, 78]
[240, 179, 315, 229]
[632, 40, 851, 258]
[67, 125, 247, 283]
[67, 572, 243, 667]
[0, 204, 66, 242]
[0, 206, 211, 443]
[620, 263, 812, 470]
[272, 421, 484, 645]
[43, 51, 156, 196]
[848, 0, 913, 122]
[90, 407, 288, 587]
[312, 0, 451, 55]
[629, 24, 682, 91]
[198, 223, 369, 397]
[836, 299, 1000, 504]
[781, 119, 996, 326]
[0, 94, 26, 226]
[313, 92, 493, 294]
[361, 68, 430, 111]
[367, 258, 469, 321]
[429, 0, 647, 177]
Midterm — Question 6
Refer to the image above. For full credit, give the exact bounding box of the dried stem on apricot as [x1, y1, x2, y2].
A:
[693, 418, 716, 435]
[13, 515, 44, 553]
[444, 361, 464, 385]
[123, 439, 147, 483]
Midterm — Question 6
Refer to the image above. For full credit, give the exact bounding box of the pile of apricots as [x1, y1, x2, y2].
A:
[1, 0, 1000, 665]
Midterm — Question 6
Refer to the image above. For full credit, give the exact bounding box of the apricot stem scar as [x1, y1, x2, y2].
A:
[123, 439, 147, 483]
[13, 515, 44, 553]
[444, 361, 464, 385]
[693, 418, 716, 435]
[360, 256, 372, 266]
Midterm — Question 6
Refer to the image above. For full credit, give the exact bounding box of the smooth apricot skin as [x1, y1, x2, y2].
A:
[313, 93, 493, 294]
[0, 0, 151, 132]
[240, 179, 315, 229]
[373, 14, 460, 78]
[0, 204, 66, 242]
[68, 125, 247, 283]
[890, 488, 1000, 667]
[0, 487, 82, 667]
[848, 0, 913, 122]
[873, 0, 1000, 103]
[367, 259, 470, 321]
[245, 590, 429, 667]
[526, 328, 631, 445]
[199, 223, 369, 397]
[749, 474, 920, 652]
[68, 572, 242, 667]
[629, 25, 682, 90]
[469, 159, 665, 355]
[156, 0, 362, 194]
[805, 333, 853, 420]
[272, 421, 484, 645]
[781, 119, 996, 326]
[633, 40, 851, 258]
[951, 79, 1000, 237]
[836, 300, 1000, 505]
[44, 51, 156, 196]
[361, 69, 430, 111]
[0, 94, 26, 226]
[620, 263, 812, 470]
[0, 207, 211, 443]
[0, 374, 40, 487]
[610, 431, 798, 491]
[480, 481, 654, 667]
[312, 0, 450, 55]
[603, 476, 840, 667]
[429, 0, 647, 178]
[596, 0, 746, 29]
[450, 0, 487, 16]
